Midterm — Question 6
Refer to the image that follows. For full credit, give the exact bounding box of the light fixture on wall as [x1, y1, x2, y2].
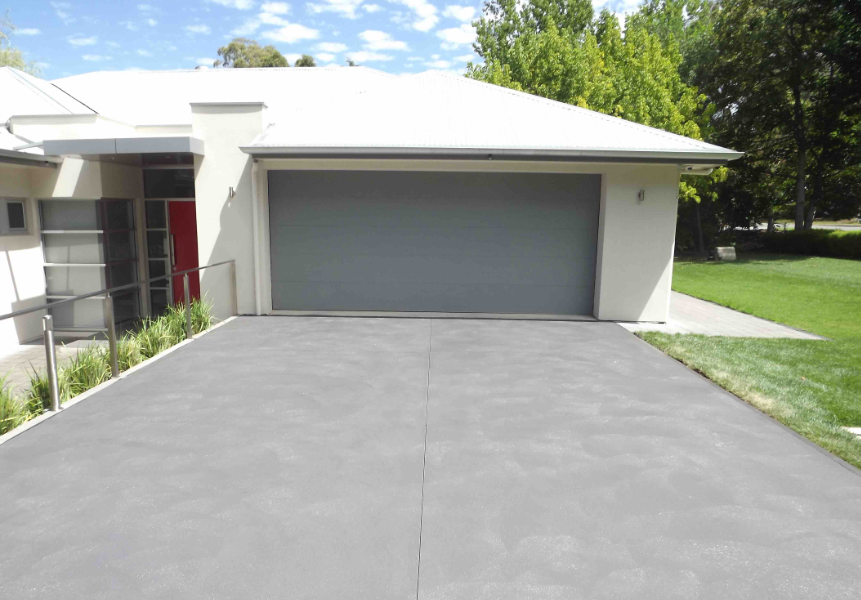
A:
[637, 189, 646, 203]
[229, 187, 236, 198]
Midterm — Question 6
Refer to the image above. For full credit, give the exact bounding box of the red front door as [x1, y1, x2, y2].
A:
[169, 201, 200, 305]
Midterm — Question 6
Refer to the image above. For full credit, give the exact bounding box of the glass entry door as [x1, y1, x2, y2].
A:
[145, 200, 171, 315]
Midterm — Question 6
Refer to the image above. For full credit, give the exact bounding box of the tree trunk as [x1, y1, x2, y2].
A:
[805, 171, 822, 230]
[794, 146, 807, 231]
[767, 206, 775, 232]
[695, 201, 706, 255]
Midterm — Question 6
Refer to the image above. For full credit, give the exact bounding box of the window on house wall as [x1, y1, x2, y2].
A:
[40, 199, 140, 332]
[0, 199, 28, 235]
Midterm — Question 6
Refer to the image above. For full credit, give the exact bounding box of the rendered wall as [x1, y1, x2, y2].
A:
[254, 159, 681, 322]
[191, 104, 265, 319]
[0, 163, 45, 352]
[0, 157, 144, 352]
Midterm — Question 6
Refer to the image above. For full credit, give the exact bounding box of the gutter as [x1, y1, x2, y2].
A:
[239, 146, 744, 165]
[0, 148, 62, 168]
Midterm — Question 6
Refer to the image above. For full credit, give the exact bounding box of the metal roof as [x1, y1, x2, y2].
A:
[0, 67, 94, 123]
[243, 71, 742, 164]
[51, 66, 395, 127]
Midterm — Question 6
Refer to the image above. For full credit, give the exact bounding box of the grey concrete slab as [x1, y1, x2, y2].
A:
[0, 317, 430, 600]
[620, 292, 824, 339]
[417, 320, 861, 600]
[1, 316, 861, 600]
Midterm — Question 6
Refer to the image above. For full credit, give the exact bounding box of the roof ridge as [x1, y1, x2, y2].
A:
[419, 71, 722, 153]
[4, 67, 79, 115]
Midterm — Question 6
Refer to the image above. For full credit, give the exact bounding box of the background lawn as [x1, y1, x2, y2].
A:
[640, 254, 861, 468]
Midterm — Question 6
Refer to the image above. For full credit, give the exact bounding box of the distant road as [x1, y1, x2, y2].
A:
[754, 223, 861, 232]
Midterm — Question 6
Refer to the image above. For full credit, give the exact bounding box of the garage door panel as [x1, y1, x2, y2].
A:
[270, 225, 597, 260]
[268, 171, 600, 315]
[271, 281, 595, 314]
[269, 172, 600, 230]
[272, 252, 598, 287]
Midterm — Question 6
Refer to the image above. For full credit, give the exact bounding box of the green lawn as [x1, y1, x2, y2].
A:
[640, 254, 861, 468]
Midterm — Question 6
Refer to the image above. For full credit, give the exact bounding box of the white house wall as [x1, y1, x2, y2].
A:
[191, 103, 266, 319]
[0, 157, 143, 351]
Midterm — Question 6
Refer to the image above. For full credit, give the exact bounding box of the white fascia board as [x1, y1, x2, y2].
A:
[43, 136, 204, 156]
[0, 148, 62, 167]
[240, 145, 744, 165]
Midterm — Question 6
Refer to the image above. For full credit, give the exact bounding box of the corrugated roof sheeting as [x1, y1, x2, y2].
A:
[245, 71, 740, 161]
[51, 66, 395, 126]
[0, 67, 94, 123]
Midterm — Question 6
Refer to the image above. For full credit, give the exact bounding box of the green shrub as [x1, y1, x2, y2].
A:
[3, 297, 215, 437]
[62, 344, 111, 397]
[760, 230, 861, 260]
[0, 377, 31, 435]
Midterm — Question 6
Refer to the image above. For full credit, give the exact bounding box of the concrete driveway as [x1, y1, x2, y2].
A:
[1, 317, 860, 599]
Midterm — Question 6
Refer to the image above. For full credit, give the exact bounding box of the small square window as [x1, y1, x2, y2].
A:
[1, 199, 28, 235]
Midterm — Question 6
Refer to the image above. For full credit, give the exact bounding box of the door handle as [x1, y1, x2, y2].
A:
[170, 234, 176, 270]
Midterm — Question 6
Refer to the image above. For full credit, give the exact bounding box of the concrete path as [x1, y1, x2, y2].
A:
[620, 291, 824, 339]
[0, 339, 107, 395]
[1, 317, 859, 599]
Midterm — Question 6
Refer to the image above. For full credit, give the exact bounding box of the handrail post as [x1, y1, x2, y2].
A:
[183, 274, 193, 340]
[230, 260, 239, 316]
[43, 315, 61, 412]
[104, 293, 120, 379]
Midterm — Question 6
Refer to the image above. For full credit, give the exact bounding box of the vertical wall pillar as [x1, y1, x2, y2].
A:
[191, 102, 266, 318]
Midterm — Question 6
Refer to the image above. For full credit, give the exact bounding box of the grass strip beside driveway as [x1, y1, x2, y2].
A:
[640, 254, 861, 469]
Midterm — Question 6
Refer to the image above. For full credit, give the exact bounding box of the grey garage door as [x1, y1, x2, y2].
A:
[268, 171, 600, 315]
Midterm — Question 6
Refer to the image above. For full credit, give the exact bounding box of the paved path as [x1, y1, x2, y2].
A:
[620, 292, 824, 338]
[1, 317, 859, 599]
[0, 339, 107, 395]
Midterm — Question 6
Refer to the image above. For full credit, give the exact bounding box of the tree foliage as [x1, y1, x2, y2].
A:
[294, 54, 316, 67]
[469, 1, 703, 139]
[0, 13, 40, 75]
[214, 38, 289, 68]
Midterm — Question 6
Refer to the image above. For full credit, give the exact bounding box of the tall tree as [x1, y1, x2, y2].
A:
[214, 38, 289, 68]
[294, 54, 316, 67]
[0, 13, 40, 75]
[469, 3, 704, 139]
[706, 0, 842, 230]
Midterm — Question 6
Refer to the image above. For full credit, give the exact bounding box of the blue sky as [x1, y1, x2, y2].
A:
[4, 0, 640, 78]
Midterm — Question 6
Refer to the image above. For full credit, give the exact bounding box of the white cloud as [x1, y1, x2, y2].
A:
[137, 3, 156, 11]
[454, 53, 475, 61]
[363, 3, 382, 11]
[185, 24, 212, 34]
[262, 23, 319, 42]
[261, 1, 290, 13]
[36, 61, 51, 70]
[425, 58, 452, 68]
[137, 49, 153, 56]
[346, 50, 393, 62]
[82, 54, 112, 61]
[387, 0, 438, 31]
[437, 23, 475, 49]
[197, 57, 216, 65]
[206, 0, 256, 9]
[231, 19, 262, 35]
[317, 52, 335, 61]
[317, 41, 348, 52]
[406, 56, 422, 61]
[68, 35, 98, 46]
[120, 21, 140, 31]
[147, 18, 158, 26]
[307, 0, 364, 19]
[442, 5, 474, 21]
[51, 1, 74, 23]
[16, 28, 41, 36]
[359, 30, 408, 50]
[106, 41, 121, 48]
[284, 53, 303, 63]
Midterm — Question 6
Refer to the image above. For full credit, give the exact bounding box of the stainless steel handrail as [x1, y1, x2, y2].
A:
[0, 259, 238, 413]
